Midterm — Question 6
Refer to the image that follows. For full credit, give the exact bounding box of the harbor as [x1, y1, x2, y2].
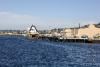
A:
[0, 23, 99, 44]
[24, 23, 100, 44]
[0, 23, 100, 44]
[1, 0, 100, 67]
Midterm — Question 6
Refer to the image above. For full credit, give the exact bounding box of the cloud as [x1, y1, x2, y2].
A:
[0, 12, 41, 30]
[0, 11, 98, 30]
[46, 18, 67, 28]
[0, 12, 68, 30]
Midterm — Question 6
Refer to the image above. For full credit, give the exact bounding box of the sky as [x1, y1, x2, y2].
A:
[0, 0, 100, 30]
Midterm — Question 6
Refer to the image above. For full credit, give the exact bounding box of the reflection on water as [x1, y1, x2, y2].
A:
[0, 36, 100, 67]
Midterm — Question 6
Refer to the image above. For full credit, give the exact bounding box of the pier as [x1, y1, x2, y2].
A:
[0, 24, 100, 44]
[25, 24, 100, 44]
[38, 36, 92, 43]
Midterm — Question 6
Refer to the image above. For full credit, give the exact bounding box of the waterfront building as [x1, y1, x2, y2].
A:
[50, 28, 62, 37]
[63, 24, 100, 40]
[78, 24, 100, 40]
[62, 28, 78, 39]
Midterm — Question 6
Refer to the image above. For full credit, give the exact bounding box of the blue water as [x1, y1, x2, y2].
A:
[0, 36, 100, 67]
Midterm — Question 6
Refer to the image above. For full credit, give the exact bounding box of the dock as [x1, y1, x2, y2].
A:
[26, 25, 100, 44]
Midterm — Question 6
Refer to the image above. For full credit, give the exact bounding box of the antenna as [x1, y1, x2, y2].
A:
[79, 23, 80, 28]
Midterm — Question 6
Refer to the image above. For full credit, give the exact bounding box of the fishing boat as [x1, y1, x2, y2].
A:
[27, 25, 39, 39]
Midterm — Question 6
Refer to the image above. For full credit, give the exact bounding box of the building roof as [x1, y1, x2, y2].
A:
[80, 23, 100, 29]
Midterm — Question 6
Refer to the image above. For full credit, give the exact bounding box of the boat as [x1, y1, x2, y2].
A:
[26, 25, 39, 39]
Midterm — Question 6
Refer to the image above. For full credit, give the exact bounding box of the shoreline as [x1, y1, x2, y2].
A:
[0, 35, 100, 44]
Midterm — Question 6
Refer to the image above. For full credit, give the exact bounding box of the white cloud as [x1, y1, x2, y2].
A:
[0, 11, 98, 30]
[0, 12, 41, 30]
[0, 12, 69, 30]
